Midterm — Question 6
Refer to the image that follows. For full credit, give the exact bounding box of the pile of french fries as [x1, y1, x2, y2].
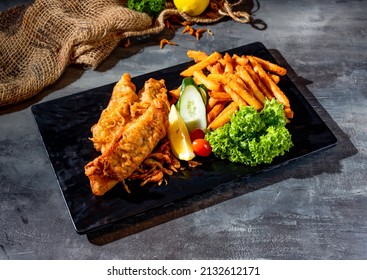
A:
[169, 50, 293, 130]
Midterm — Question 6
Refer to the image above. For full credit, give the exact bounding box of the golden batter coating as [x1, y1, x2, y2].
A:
[85, 74, 170, 196]
[90, 73, 138, 153]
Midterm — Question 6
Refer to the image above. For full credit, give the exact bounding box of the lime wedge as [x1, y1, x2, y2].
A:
[168, 105, 195, 161]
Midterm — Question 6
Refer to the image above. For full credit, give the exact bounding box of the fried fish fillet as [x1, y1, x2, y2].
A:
[85, 74, 170, 196]
[90, 73, 138, 153]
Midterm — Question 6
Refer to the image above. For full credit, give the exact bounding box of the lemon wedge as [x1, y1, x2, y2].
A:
[173, 0, 210, 17]
[168, 104, 195, 161]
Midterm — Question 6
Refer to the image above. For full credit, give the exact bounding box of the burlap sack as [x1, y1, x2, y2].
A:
[0, 0, 252, 107]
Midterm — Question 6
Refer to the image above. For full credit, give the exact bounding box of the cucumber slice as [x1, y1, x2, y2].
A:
[177, 77, 207, 109]
[177, 78, 207, 133]
[197, 84, 208, 106]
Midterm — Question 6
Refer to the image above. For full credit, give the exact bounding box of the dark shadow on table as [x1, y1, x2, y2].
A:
[87, 49, 357, 245]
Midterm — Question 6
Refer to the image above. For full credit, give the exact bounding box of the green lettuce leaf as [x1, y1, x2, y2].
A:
[205, 99, 293, 166]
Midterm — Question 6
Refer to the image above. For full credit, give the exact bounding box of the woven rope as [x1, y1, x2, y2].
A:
[0, 0, 251, 106]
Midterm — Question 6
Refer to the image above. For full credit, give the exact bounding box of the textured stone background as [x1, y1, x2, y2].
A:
[0, 0, 366, 259]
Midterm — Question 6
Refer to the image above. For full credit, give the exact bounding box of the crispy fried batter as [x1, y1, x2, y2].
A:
[85, 75, 171, 196]
[128, 138, 181, 187]
[90, 73, 137, 153]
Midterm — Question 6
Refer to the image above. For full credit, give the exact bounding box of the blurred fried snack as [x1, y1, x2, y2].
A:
[208, 91, 232, 101]
[180, 52, 222, 77]
[187, 50, 208, 62]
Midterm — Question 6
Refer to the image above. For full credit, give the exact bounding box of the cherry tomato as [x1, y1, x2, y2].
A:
[190, 128, 206, 142]
[192, 138, 212, 157]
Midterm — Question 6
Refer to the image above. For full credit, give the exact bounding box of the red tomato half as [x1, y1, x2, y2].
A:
[192, 139, 212, 157]
[190, 128, 206, 142]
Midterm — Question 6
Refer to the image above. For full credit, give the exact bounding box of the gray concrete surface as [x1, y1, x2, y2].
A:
[0, 0, 366, 259]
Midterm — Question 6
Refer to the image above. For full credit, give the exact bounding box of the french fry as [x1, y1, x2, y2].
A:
[208, 102, 239, 130]
[253, 64, 290, 108]
[169, 86, 181, 99]
[177, 50, 293, 130]
[207, 73, 230, 84]
[168, 86, 181, 105]
[220, 53, 234, 73]
[227, 78, 263, 111]
[224, 72, 240, 84]
[268, 73, 280, 84]
[180, 52, 222, 77]
[224, 62, 234, 74]
[207, 101, 227, 124]
[193, 70, 221, 91]
[232, 54, 249, 66]
[207, 97, 219, 112]
[251, 56, 287, 76]
[253, 63, 293, 119]
[187, 50, 208, 63]
[284, 107, 294, 119]
[206, 62, 223, 74]
[236, 65, 266, 105]
[218, 53, 230, 65]
[223, 84, 247, 107]
[244, 64, 273, 100]
[208, 91, 232, 101]
[232, 73, 247, 88]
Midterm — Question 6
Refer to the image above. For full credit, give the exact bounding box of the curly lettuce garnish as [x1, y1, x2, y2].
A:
[205, 99, 293, 166]
[127, 0, 166, 17]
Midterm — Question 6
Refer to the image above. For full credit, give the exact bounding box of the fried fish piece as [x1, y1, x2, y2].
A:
[90, 73, 138, 153]
[85, 76, 170, 196]
[128, 138, 181, 187]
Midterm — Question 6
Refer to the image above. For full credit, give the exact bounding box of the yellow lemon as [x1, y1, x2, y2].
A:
[168, 104, 195, 161]
[173, 0, 210, 17]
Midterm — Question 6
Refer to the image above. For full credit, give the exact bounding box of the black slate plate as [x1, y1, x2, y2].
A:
[32, 42, 337, 234]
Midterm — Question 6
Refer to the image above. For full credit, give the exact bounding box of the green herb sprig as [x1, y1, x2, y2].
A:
[127, 0, 166, 17]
